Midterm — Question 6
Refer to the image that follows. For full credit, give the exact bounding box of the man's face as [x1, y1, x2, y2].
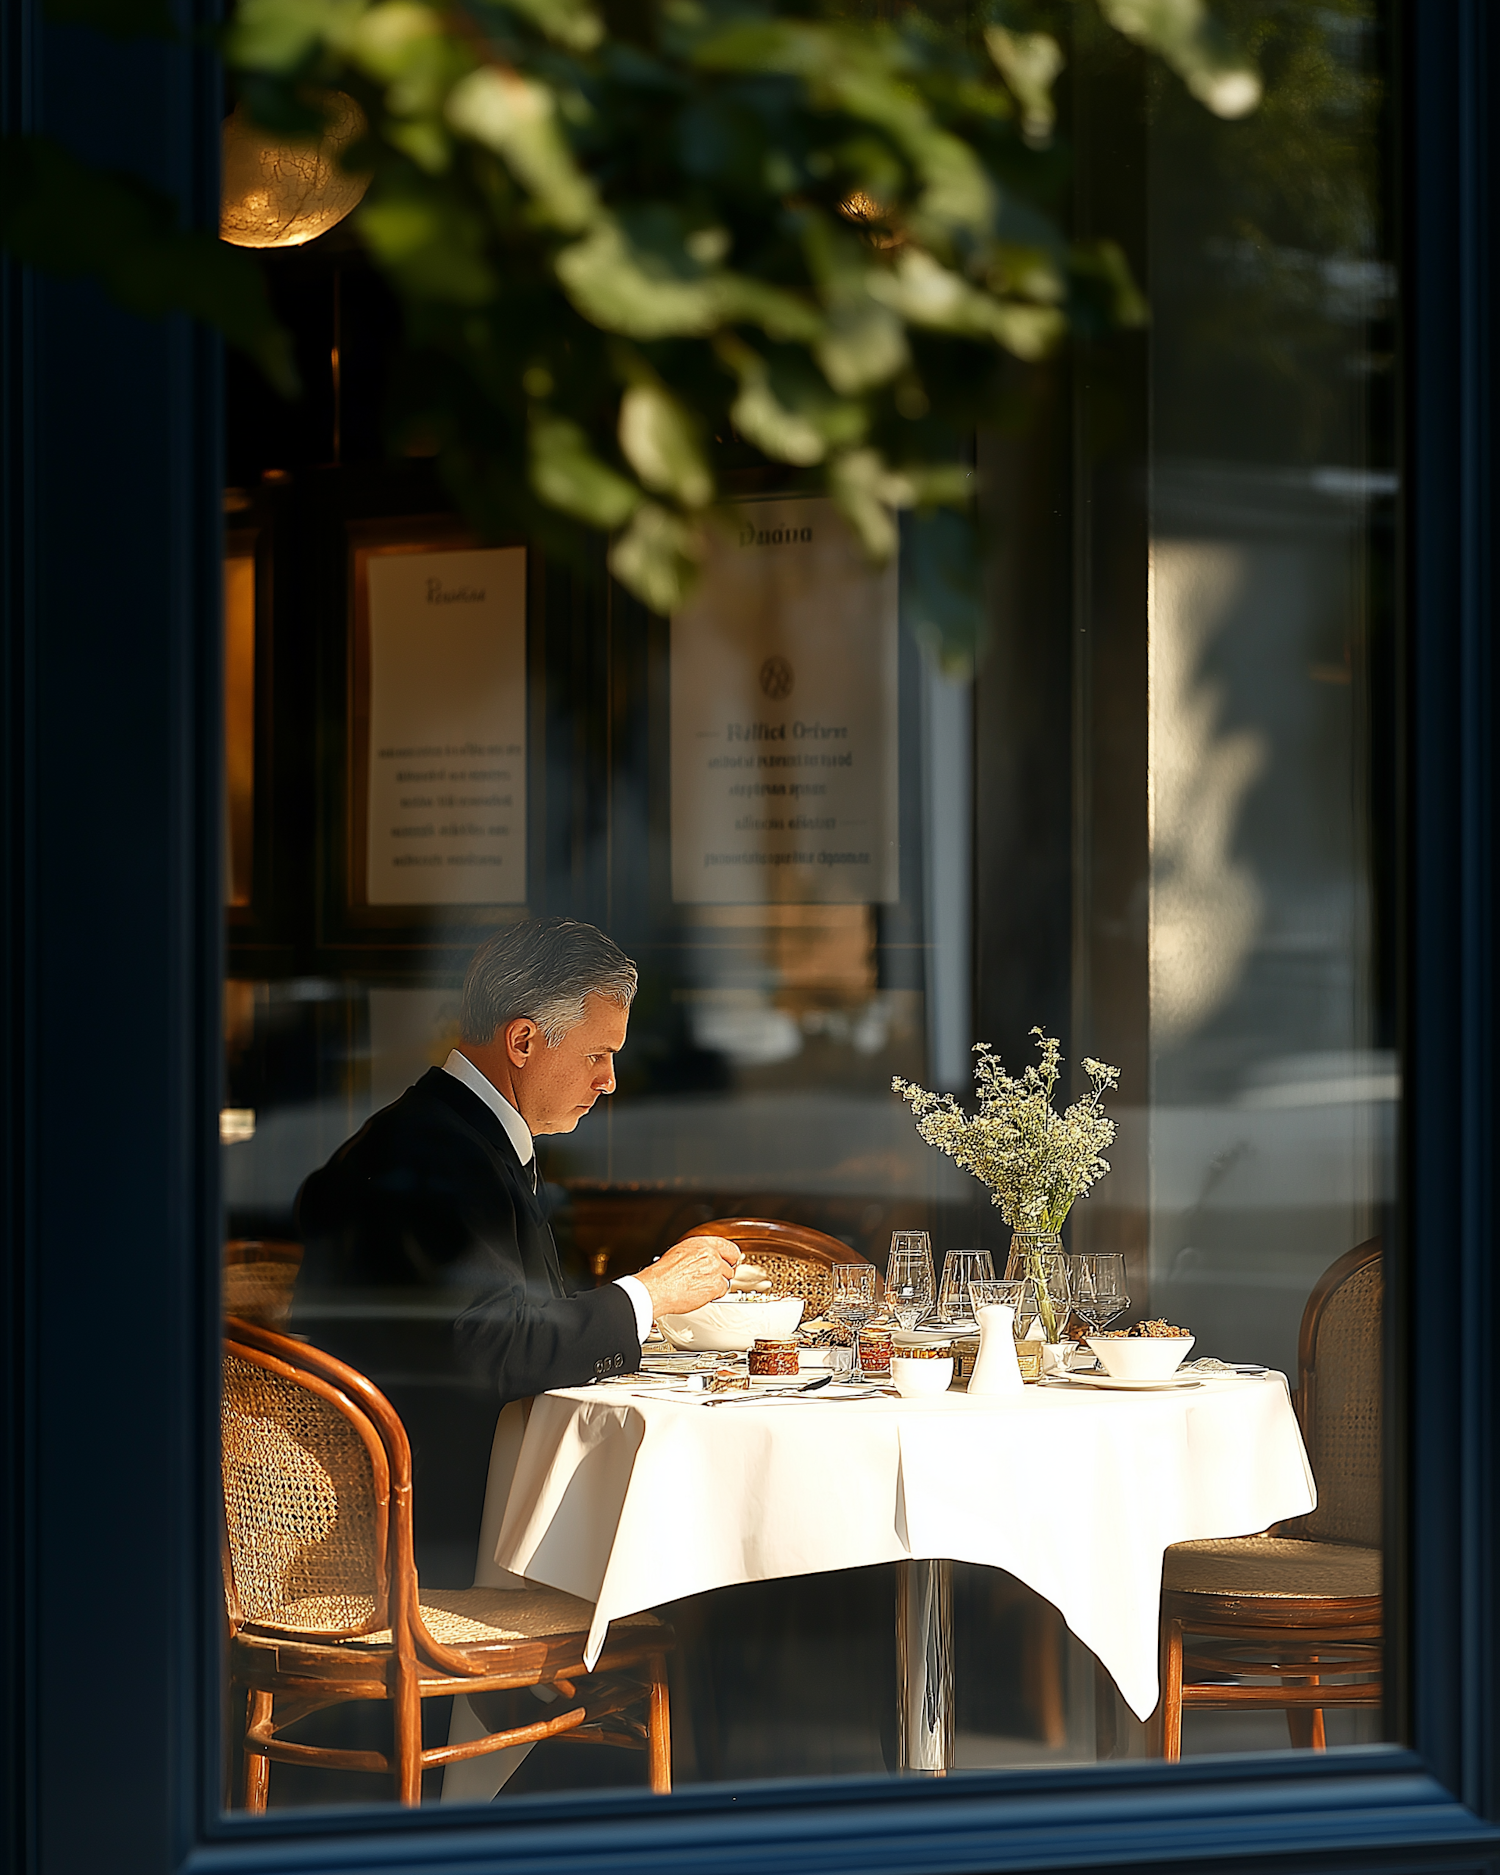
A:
[510, 993, 628, 1135]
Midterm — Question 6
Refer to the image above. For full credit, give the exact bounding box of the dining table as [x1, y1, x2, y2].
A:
[485, 1369, 1317, 1775]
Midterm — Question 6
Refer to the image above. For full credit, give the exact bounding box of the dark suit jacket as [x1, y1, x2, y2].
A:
[293, 1068, 639, 1575]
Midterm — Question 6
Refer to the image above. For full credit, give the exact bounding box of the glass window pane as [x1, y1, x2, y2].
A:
[218, 0, 1394, 1812]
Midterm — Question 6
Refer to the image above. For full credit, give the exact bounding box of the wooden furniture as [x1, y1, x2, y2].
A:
[221, 1316, 673, 1807]
[1155, 1239, 1382, 1758]
[223, 1240, 303, 1327]
[696, 1216, 881, 1314]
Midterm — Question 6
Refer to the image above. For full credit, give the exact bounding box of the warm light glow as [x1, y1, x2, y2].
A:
[219, 91, 371, 250]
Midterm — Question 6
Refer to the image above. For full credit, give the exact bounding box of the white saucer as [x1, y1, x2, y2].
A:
[1045, 1372, 1203, 1392]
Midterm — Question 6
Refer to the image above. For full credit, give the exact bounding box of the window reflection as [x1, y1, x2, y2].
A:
[220, 0, 1393, 1808]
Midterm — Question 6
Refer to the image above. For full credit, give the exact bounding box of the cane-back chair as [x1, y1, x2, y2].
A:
[221, 1317, 672, 1806]
[696, 1216, 881, 1315]
[1155, 1238, 1382, 1757]
[223, 1240, 303, 1328]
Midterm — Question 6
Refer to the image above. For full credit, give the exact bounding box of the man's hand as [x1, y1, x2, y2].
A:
[635, 1235, 742, 1318]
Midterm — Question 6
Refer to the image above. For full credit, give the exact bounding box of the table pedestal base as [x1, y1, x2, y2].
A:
[896, 1558, 954, 1772]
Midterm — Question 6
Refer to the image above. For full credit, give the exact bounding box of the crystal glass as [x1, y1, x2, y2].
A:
[967, 1278, 1028, 1316]
[1069, 1252, 1129, 1335]
[885, 1231, 935, 1333]
[936, 1248, 995, 1323]
[1004, 1239, 1072, 1342]
[829, 1262, 878, 1382]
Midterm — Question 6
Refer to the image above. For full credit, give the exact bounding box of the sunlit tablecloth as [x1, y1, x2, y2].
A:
[491, 1375, 1315, 1720]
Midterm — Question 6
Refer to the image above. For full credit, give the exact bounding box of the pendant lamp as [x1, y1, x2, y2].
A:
[219, 91, 371, 250]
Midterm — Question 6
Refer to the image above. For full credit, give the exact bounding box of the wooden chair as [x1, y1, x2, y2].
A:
[1155, 1239, 1382, 1758]
[221, 1316, 673, 1807]
[223, 1239, 303, 1328]
[696, 1216, 881, 1315]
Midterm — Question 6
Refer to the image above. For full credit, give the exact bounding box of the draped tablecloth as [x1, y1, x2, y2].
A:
[492, 1375, 1315, 1720]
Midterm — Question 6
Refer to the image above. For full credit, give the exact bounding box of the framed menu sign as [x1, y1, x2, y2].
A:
[670, 496, 899, 905]
[351, 529, 528, 913]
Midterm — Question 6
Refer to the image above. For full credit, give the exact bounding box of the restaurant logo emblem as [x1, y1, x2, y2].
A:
[759, 656, 794, 701]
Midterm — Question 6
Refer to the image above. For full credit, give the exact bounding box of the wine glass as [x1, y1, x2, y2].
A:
[885, 1232, 935, 1334]
[829, 1263, 879, 1383]
[937, 1248, 995, 1323]
[1069, 1253, 1129, 1335]
[1004, 1246, 1071, 1342]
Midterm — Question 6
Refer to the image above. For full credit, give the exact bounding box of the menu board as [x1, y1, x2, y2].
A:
[670, 497, 899, 905]
[364, 545, 527, 906]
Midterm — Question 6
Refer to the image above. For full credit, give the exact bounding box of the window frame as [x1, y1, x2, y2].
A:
[2, 1, 1497, 1872]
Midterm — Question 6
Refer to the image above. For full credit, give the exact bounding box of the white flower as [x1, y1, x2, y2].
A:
[892, 1028, 1119, 1231]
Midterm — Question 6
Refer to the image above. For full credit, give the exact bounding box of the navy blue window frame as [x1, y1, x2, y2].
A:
[2, 1, 1497, 1872]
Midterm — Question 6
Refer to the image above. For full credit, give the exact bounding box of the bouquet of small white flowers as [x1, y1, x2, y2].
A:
[893, 1029, 1120, 1235]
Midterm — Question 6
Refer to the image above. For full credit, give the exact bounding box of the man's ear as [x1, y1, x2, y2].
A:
[504, 1017, 540, 1069]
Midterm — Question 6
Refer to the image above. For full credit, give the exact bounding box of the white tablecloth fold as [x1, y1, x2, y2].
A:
[493, 1375, 1315, 1720]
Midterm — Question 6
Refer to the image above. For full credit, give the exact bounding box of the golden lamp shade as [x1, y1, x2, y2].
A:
[220, 91, 372, 250]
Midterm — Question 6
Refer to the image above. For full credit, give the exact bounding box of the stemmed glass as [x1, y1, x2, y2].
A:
[1004, 1246, 1072, 1342]
[829, 1263, 879, 1383]
[885, 1232, 935, 1334]
[1069, 1253, 1129, 1335]
[937, 1248, 995, 1323]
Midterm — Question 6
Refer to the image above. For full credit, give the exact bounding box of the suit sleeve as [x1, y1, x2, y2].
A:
[296, 1124, 642, 1404]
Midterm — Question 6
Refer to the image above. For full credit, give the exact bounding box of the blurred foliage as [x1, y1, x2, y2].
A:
[4, 0, 1261, 661]
[1144, 0, 1386, 468]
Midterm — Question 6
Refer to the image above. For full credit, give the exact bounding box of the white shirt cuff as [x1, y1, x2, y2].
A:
[613, 1274, 653, 1345]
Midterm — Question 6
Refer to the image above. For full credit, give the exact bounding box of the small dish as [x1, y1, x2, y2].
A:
[891, 1355, 955, 1397]
[1085, 1333, 1195, 1380]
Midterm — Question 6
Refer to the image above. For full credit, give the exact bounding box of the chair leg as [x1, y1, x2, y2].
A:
[392, 1664, 424, 1806]
[242, 1691, 272, 1812]
[647, 1653, 672, 1794]
[1156, 1616, 1184, 1762]
[1093, 1659, 1119, 1761]
[1022, 1605, 1067, 1749]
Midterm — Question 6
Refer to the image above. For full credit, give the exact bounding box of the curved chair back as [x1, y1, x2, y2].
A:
[696, 1216, 880, 1313]
[221, 1317, 410, 1643]
[1295, 1238, 1382, 1548]
[224, 1239, 303, 1327]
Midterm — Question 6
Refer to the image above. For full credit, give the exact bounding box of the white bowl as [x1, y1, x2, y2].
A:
[891, 1355, 955, 1398]
[1086, 1333, 1195, 1380]
[657, 1294, 805, 1352]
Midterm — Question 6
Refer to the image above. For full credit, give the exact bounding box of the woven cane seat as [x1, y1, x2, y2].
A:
[1164, 1533, 1381, 1600]
[277, 1587, 663, 1649]
[697, 1217, 878, 1317]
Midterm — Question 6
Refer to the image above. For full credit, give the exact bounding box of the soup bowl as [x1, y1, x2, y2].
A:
[657, 1294, 805, 1352]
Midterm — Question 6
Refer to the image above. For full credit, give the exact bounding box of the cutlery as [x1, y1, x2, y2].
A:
[702, 1373, 835, 1406]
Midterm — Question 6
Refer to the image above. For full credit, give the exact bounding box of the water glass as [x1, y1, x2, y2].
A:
[1069, 1252, 1129, 1334]
[830, 1263, 879, 1381]
[886, 1231, 935, 1332]
[937, 1248, 995, 1323]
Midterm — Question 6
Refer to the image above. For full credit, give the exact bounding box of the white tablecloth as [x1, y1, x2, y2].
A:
[492, 1376, 1315, 1721]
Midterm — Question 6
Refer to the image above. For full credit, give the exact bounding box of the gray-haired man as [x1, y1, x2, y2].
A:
[295, 917, 737, 1571]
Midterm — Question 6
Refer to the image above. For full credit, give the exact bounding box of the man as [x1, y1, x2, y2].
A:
[294, 917, 737, 1575]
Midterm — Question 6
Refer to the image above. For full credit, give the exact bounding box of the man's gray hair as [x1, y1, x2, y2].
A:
[460, 917, 638, 1046]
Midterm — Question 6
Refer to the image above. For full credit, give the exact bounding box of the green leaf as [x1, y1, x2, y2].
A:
[530, 411, 642, 526]
[355, 186, 496, 303]
[618, 383, 714, 509]
[608, 502, 705, 614]
[446, 67, 597, 231]
[868, 249, 1065, 360]
[827, 445, 915, 561]
[1096, 0, 1262, 119]
[984, 27, 1064, 148]
[228, 0, 369, 73]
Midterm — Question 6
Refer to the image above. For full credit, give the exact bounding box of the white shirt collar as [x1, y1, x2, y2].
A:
[441, 1050, 534, 1166]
